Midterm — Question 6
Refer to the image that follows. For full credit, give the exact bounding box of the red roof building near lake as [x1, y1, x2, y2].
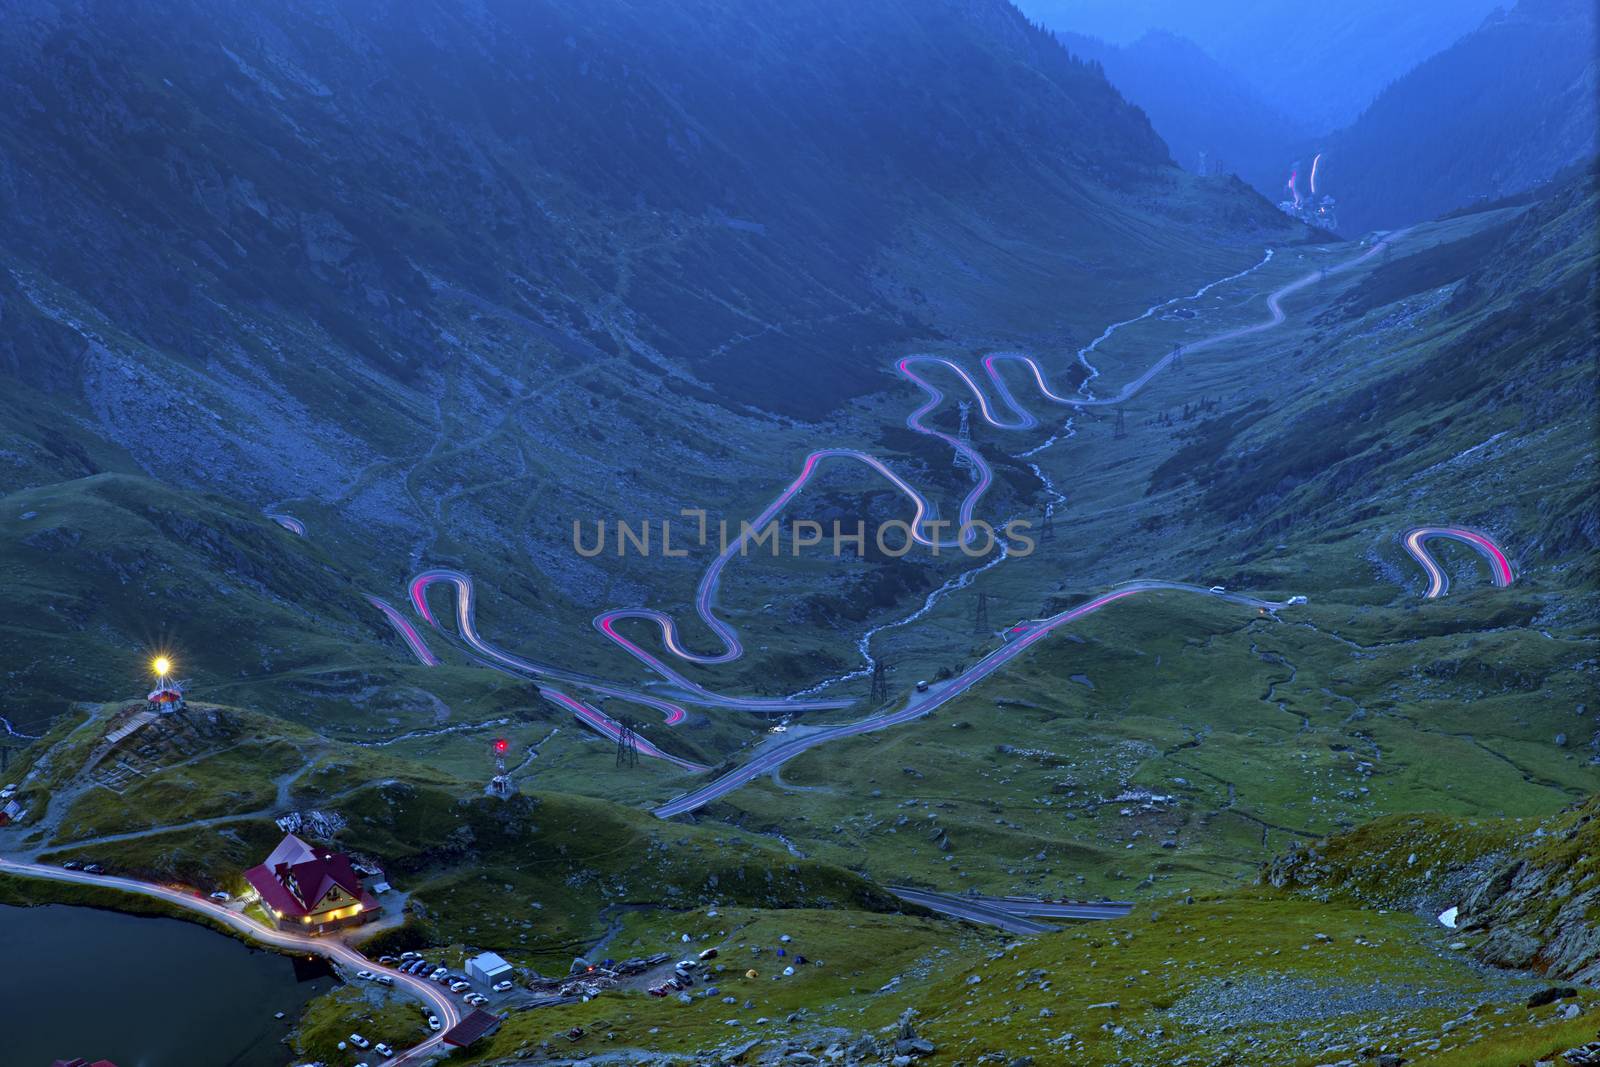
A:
[244, 832, 379, 933]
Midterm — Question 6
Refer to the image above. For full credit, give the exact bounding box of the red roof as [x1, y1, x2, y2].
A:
[442, 1009, 502, 1047]
[245, 834, 377, 919]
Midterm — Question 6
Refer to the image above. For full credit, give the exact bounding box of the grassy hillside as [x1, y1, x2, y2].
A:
[0, 0, 1305, 734]
[1268, 796, 1600, 984]
[675, 167, 1598, 912]
[442, 802, 1600, 1066]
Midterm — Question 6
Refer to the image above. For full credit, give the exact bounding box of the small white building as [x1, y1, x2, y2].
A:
[465, 951, 513, 987]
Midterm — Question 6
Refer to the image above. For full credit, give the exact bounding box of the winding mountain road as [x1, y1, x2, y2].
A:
[374, 230, 1479, 796]
[888, 885, 1134, 931]
[888, 885, 1060, 935]
[654, 581, 1297, 817]
[266, 513, 307, 536]
[1402, 526, 1515, 598]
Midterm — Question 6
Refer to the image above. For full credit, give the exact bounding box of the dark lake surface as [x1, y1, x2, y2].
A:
[3, 901, 334, 1067]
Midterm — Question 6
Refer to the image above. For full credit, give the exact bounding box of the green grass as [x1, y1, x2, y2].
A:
[290, 983, 430, 1064]
[456, 905, 983, 1062]
[704, 586, 1590, 900]
[903, 889, 1598, 1066]
[342, 783, 906, 974]
[53, 737, 303, 842]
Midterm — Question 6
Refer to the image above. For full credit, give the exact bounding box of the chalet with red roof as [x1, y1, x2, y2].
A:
[244, 832, 379, 933]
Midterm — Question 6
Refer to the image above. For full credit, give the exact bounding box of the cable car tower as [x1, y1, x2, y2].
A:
[489, 737, 512, 797]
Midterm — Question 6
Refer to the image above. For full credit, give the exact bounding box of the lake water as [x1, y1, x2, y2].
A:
[2, 902, 335, 1067]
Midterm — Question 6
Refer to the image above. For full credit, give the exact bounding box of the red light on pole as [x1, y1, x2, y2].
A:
[493, 738, 509, 754]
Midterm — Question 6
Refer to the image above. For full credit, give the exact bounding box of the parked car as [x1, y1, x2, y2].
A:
[449, 980, 470, 993]
[83, 863, 104, 874]
[427, 1015, 441, 1032]
[399, 951, 420, 960]
[429, 967, 448, 981]
[375, 975, 394, 987]
[209, 891, 230, 902]
[697, 947, 718, 960]
[1287, 595, 1309, 605]
[348, 1033, 370, 1050]
[465, 993, 486, 1006]
[492, 979, 514, 992]
[61, 861, 80, 870]
[378, 955, 397, 965]
[1208, 585, 1226, 594]
[374, 1043, 393, 1057]
[914, 680, 929, 692]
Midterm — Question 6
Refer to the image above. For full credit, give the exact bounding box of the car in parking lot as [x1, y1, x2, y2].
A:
[449, 980, 470, 993]
[492, 979, 514, 992]
[348, 1033, 370, 1050]
[399, 951, 420, 961]
[356, 970, 374, 981]
[374, 1043, 393, 1057]
[375, 975, 393, 987]
[429, 967, 448, 981]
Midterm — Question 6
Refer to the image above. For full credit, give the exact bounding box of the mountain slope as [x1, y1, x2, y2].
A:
[1055, 29, 1308, 195]
[1267, 796, 1600, 985]
[0, 0, 1242, 426]
[0, 0, 1302, 730]
[1324, 0, 1598, 234]
[1182, 163, 1600, 567]
[1016, 0, 1504, 129]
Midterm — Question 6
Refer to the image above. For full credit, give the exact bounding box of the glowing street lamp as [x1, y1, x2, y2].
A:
[153, 656, 172, 679]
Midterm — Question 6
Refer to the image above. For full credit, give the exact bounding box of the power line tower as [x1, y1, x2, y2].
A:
[869, 660, 889, 705]
[1113, 408, 1127, 439]
[1041, 503, 1055, 540]
[489, 737, 511, 797]
[952, 401, 977, 481]
[974, 592, 991, 634]
[615, 715, 639, 769]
